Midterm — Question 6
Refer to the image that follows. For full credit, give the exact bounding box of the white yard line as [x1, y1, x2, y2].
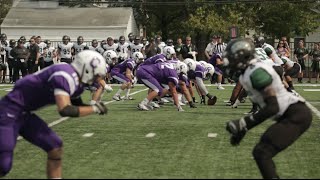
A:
[208, 133, 218, 138]
[303, 89, 320, 91]
[82, 133, 94, 137]
[17, 88, 148, 141]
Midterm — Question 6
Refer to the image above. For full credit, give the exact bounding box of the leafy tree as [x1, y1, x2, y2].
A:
[0, 0, 13, 28]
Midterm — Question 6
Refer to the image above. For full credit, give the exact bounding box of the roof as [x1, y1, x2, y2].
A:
[1, 7, 133, 28]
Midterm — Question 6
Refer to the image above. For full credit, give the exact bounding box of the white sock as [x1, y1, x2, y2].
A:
[218, 83, 222, 86]
[90, 100, 97, 105]
[125, 89, 131, 97]
[116, 89, 123, 96]
[141, 98, 149, 105]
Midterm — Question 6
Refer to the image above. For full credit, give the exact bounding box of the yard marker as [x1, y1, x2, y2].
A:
[145, 133, 156, 138]
[208, 133, 218, 138]
[83, 133, 94, 137]
[17, 88, 148, 141]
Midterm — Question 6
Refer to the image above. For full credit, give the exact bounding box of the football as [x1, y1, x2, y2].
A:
[207, 96, 217, 106]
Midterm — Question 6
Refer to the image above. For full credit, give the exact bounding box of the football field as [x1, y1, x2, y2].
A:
[1, 83, 320, 179]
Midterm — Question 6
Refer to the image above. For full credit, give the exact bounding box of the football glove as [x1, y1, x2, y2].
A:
[93, 102, 108, 115]
[226, 118, 248, 146]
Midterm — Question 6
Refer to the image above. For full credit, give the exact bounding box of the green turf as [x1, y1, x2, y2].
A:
[1, 84, 320, 178]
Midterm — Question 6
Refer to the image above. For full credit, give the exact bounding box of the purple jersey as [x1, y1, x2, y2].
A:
[209, 53, 222, 66]
[111, 58, 136, 74]
[143, 54, 166, 65]
[5, 63, 84, 111]
[138, 63, 179, 85]
[195, 64, 206, 79]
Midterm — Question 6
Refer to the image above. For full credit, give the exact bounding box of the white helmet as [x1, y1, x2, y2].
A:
[176, 61, 188, 75]
[183, 58, 196, 71]
[132, 52, 144, 64]
[163, 46, 176, 59]
[204, 63, 215, 76]
[103, 50, 118, 65]
[71, 50, 107, 85]
[199, 60, 207, 67]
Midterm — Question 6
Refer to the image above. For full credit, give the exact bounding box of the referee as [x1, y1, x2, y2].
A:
[212, 35, 227, 55]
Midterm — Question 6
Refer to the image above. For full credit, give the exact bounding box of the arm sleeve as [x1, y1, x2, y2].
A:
[250, 68, 273, 91]
[195, 77, 208, 95]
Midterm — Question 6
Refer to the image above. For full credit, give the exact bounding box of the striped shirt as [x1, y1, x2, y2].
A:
[213, 42, 227, 54]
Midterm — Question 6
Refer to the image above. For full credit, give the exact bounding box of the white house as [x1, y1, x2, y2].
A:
[1, 1, 139, 42]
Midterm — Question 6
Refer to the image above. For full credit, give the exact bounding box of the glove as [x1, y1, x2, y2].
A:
[104, 84, 113, 93]
[200, 95, 205, 104]
[226, 118, 247, 146]
[177, 105, 184, 112]
[93, 102, 108, 115]
[189, 101, 197, 108]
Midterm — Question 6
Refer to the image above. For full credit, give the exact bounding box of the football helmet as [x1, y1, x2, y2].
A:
[77, 36, 84, 44]
[176, 61, 188, 75]
[91, 39, 98, 48]
[132, 52, 144, 64]
[9, 39, 16, 47]
[71, 50, 107, 85]
[62, 35, 70, 44]
[183, 58, 196, 71]
[204, 63, 215, 76]
[198, 60, 207, 67]
[163, 46, 176, 60]
[223, 38, 255, 72]
[103, 50, 118, 65]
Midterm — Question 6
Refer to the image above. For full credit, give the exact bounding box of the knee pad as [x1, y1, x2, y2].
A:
[0, 152, 13, 176]
[252, 143, 278, 160]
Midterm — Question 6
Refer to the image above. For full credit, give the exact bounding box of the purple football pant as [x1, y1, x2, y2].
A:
[214, 66, 223, 75]
[111, 71, 130, 83]
[0, 102, 62, 176]
[136, 68, 163, 96]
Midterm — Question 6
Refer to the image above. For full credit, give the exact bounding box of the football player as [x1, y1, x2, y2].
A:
[0, 50, 108, 178]
[111, 52, 144, 101]
[43, 40, 56, 67]
[73, 36, 88, 55]
[129, 36, 144, 58]
[88, 39, 99, 51]
[116, 36, 130, 63]
[224, 38, 312, 179]
[57, 35, 73, 64]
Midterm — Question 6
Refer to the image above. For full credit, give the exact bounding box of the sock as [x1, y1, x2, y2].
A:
[90, 100, 97, 105]
[116, 89, 123, 96]
[141, 98, 149, 105]
[288, 81, 294, 89]
[218, 83, 222, 86]
[125, 89, 131, 97]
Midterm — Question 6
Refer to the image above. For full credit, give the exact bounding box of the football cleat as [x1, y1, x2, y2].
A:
[123, 96, 134, 100]
[149, 101, 160, 108]
[217, 85, 225, 90]
[137, 103, 149, 111]
[112, 95, 122, 101]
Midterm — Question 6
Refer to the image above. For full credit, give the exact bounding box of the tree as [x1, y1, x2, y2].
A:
[0, 0, 13, 29]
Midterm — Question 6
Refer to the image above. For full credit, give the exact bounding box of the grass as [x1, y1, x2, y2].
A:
[1, 84, 320, 179]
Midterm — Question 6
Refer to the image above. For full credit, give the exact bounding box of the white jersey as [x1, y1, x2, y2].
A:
[103, 43, 118, 52]
[73, 42, 87, 55]
[37, 42, 47, 57]
[44, 46, 56, 62]
[129, 43, 143, 58]
[58, 42, 73, 59]
[240, 61, 302, 117]
[157, 42, 166, 54]
[117, 42, 130, 60]
[262, 43, 283, 65]
[255, 48, 275, 66]
[24, 42, 30, 49]
[4, 46, 14, 59]
[281, 56, 294, 68]
[88, 46, 98, 51]
[0, 40, 8, 55]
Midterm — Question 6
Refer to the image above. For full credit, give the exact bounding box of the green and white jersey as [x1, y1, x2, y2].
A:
[255, 48, 275, 66]
[281, 56, 294, 68]
[240, 60, 302, 117]
[262, 43, 283, 65]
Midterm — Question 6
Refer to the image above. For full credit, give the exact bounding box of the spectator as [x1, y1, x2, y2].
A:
[281, 36, 291, 52]
[174, 37, 184, 60]
[155, 35, 166, 54]
[205, 35, 218, 61]
[294, 40, 309, 83]
[180, 36, 198, 60]
[27, 37, 40, 74]
[144, 37, 161, 58]
[10, 39, 29, 82]
[276, 40, 290, 58]
[4, 40, 16, 83]
[308, 42, 320, 83]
